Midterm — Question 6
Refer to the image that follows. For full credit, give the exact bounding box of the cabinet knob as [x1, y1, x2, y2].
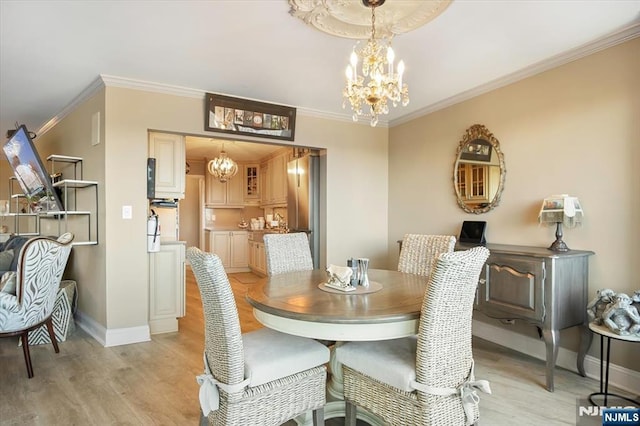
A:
[478, 278, 486, 285]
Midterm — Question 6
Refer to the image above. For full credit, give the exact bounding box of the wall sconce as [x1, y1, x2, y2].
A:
[538, 194, 584, 251]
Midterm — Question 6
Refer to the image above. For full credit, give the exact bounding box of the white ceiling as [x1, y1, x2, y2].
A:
[1, 0, 639, 158]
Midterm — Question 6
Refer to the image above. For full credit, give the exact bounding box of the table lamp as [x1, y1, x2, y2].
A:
[538, 194, 583, 252]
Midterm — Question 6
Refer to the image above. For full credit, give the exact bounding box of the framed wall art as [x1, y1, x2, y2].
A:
[459, 138, 492, 162]
[205, 93, 296, 141]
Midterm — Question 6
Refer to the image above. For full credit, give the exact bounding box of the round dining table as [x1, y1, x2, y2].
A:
[246, 268, 429, 425]
[246, 268, 429, 341]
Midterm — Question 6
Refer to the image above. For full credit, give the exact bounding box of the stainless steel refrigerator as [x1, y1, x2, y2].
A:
[287, 154, 319, 267]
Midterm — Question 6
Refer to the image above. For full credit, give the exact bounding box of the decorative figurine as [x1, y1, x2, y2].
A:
[586, 288, 616, 325]
[326, 264, 353, 289]
[602, 293, 640, 336]
[632, 290, 640, 319]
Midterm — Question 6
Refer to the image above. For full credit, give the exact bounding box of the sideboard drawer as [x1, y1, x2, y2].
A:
[480, 255, 545, 322]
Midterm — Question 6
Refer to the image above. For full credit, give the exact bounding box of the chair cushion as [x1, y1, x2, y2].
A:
[336, 336, 418, 392]
[0, 249, 13, 270]
[0, 271, 17, 295]
[1, 236, 29, 272]
[243, 328, 330, 387]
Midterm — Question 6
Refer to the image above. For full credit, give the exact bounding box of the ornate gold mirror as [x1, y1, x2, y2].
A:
[453, 124, 506, 214]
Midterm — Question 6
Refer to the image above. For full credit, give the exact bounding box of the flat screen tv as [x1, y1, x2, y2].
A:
[2, 125, 64, 212]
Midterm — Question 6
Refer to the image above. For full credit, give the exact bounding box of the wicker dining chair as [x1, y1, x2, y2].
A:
[336, 246, 491, 426]
[186, 247, 329, 426]
[397, 234, 456, 277]
[263, 232, 313, 276]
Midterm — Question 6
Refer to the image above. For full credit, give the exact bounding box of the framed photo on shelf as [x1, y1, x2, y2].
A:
[205, 93, 296, 141]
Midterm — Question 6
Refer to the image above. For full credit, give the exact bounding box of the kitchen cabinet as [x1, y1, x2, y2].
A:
[260, 162, 270, 206]
[260, 152, 288, 207]
[248, 239, 266, 276]
[148, 132, 185, 199]
[469, 243, 594, 392]
[205, 167, 244, 207]
[244, 164, 260, 205]
[270, 153, 288, 205]
[208, 230, 249, 272]
[149, 242, 186, 334]
[457, 162, 488, 204]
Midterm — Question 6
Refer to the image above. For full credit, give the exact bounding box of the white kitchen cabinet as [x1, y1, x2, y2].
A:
[270, 153, 288, 205]
[208, 230, 249, 272]
[260, 152, 288, 207]
[149, 243, 185, 334]
[248, 240, 266, 276]
[244, 164, 260, 205]
[148, 132, 185, 199]
[205, 167, 244, 207]
[260, 162, 270, 206]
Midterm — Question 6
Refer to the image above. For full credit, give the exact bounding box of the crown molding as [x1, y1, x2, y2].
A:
[37, 76, 106, 135]
[100, 75, 204, 99]
[391, 22, 640, 127]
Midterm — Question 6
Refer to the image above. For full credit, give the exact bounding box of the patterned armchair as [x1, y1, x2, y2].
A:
[337, 246, 491, 426]
[0, 232, 74, 378]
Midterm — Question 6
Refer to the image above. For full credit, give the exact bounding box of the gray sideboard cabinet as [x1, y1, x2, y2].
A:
[460, 243, 595, 392]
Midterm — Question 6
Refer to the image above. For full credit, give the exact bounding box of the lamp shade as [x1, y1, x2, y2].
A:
[538, 195, 583, 228]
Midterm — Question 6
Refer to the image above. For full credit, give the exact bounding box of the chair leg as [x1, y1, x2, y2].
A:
[45, 317, 60, 353]
[312, 407, 324, 426]
[345, 401, 357, 426]
[20, 333, 34, 378]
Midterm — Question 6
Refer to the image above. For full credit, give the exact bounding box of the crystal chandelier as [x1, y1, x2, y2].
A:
[208, 145, 238, 183]
[343, 0, 409, 127]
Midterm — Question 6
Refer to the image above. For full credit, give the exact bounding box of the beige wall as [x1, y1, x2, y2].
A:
[388, 38, 640, 370]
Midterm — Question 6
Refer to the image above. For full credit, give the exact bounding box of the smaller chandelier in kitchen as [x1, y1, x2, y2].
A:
[208, 146, 238, 183]
[343, 0, 409, 127]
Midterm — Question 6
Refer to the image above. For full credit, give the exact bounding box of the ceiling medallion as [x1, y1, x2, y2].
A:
[288, 0, 452, 39]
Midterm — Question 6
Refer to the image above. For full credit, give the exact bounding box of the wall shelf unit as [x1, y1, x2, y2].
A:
[8, 155, 98, 245]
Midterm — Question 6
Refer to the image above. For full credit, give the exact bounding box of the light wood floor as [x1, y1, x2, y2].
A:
[0, 268, 617, 425]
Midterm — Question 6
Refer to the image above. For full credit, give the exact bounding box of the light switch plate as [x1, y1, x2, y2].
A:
[122, 205, 132, 219]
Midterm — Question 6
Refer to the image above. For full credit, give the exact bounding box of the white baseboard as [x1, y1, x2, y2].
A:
[75, 310, 151, 347]
[75, 310, 107, 346]
[472, 319, 640, 395]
